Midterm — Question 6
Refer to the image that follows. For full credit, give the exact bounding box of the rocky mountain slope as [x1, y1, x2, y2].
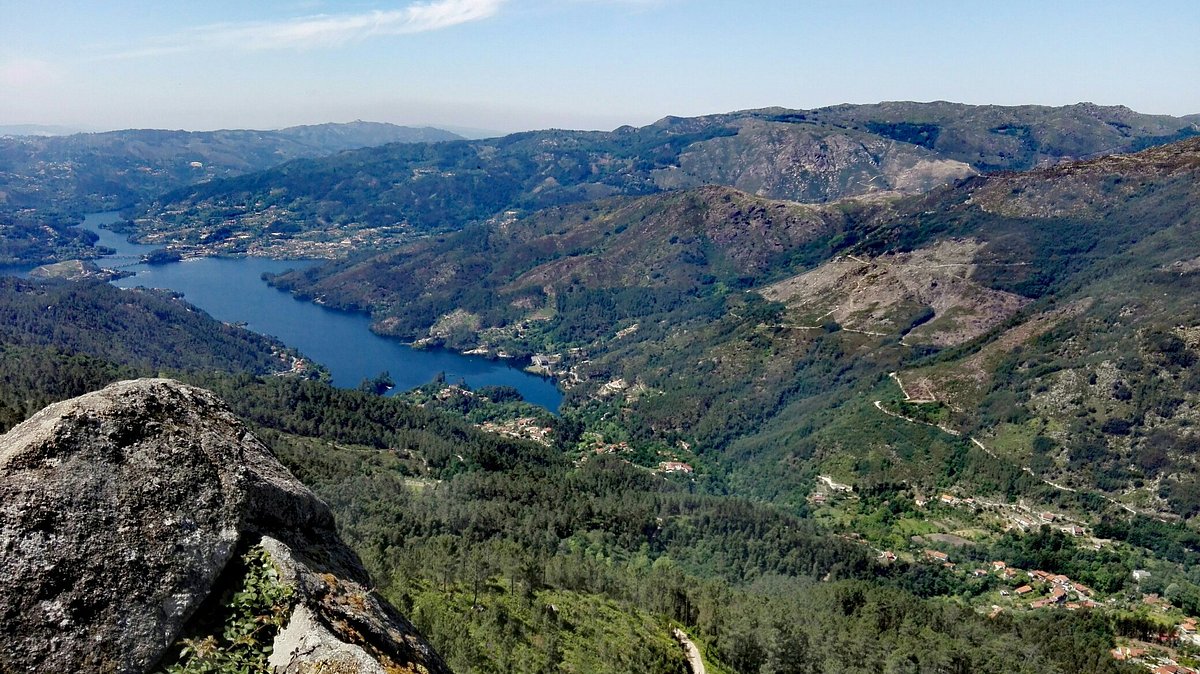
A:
[0, 378, 448, 673]
[260, 135, 1200, 521]
[801, 101, 1197, 170]
[127, 102, 1197, 258]
[267, 185, 857, 340]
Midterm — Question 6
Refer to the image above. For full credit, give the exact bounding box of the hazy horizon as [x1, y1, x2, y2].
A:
[3, 97, 1198, 139]
[3, 0, 1198, 134]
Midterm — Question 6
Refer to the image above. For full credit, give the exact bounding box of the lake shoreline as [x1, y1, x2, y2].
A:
[77, 212, 564, 412]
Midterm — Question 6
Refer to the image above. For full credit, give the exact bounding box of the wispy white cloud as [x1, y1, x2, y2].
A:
[567, 0, 679, 6]
[101, 0, 504, 59]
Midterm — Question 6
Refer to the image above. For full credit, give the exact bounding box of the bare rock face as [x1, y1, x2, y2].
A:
[261, 536, 447, 674]
[0, 378, 448, 674]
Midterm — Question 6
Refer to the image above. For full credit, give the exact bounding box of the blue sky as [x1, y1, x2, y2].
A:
[2, 0, 1198, 133]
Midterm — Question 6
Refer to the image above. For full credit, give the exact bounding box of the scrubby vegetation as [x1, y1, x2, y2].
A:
[159, 546, 296, 674]
[0, 275, 1150, 674]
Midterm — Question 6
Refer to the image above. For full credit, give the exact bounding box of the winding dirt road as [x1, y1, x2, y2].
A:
[876, 374, 1158, 519]
[672, 628, 707, 674]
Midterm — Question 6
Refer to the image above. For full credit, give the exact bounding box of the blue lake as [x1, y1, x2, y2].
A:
[80, 212, 562, 411]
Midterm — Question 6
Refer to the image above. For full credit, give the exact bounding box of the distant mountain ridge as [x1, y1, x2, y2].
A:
[777, 101, 1198, 169]
[129, 101, 1199, 258]
[0, 121, 462, 216]
[273, 120, 461, 147]
[0, 124, 90, 137]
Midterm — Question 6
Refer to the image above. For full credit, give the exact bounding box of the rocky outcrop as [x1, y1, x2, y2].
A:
[657, 118, 976, 201]
[0, 378, 448, 674]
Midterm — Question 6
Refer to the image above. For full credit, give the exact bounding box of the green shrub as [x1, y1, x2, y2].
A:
[161, 546, 296, 674]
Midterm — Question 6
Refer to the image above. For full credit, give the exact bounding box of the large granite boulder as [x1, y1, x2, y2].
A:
[0, 378, 448, 674]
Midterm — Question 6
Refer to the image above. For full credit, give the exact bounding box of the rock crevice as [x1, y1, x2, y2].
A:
[0, 378, 447, 674]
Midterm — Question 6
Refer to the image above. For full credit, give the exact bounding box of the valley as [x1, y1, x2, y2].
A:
[70, 211, 563, 407]
[3, 102, 1200, 674]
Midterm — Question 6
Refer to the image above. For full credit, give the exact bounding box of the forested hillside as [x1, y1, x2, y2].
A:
[5, 105, 1200, 674]
[263, 138, 1200, 524]
[128, 102, 1197, 258]
[266, 186, 859, 339]
[0, 210, 107, 266]
[0, 277, 307, 428]
[0, 344, 1139, 674]
[0, 271, 1146, 674]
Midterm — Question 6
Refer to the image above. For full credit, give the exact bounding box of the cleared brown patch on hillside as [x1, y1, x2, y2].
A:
[971, 136, 1200, 219]
[759, 239, 1029, 347]
[894, 373, 939, 403]
[906, 299, 1092, 406]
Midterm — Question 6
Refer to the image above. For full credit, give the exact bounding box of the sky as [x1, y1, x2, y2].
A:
[2, 0, 1198, 134]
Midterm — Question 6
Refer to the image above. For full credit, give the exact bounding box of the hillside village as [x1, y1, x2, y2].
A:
[813, 476, 1200, 673]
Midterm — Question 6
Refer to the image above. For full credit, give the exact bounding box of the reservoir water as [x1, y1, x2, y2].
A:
[80, 212, 562, 410]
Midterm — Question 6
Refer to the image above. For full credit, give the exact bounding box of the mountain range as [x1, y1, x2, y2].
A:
[123, 101, 1198, 258]
[0, 120, 461, 217]
[4, 100, 1200, 673]
[260, 130, 1200, 523]
[8, 101, 1199, 519]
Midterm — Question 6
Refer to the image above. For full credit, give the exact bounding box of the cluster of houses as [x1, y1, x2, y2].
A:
[434, 384, 474, 401]
[1179, 618, 1200, 645]
[923, 549, 951, 565]
[478, 417, 554, 446]
[898, 549, 1200, 672]
[271, 347, 313, 376]
[583, 433, 633, 456]
[901, 552, 1106, 611]
[658, 461, 694, 474]
[1107, 616, 1200, 673]
[1009, 569, 1102, 610]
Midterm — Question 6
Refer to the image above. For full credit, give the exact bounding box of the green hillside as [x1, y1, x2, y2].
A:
[126, 102, 1197, 259]
[260, 137, 1200, 525]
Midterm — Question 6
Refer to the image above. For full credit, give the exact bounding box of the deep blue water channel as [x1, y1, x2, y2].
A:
[81, 212, 562, 411]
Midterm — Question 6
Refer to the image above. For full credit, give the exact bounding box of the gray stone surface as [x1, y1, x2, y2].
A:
[269, 604, 387, 674]
[262, 535, 450, 674]
[0, 378, 447, 674]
